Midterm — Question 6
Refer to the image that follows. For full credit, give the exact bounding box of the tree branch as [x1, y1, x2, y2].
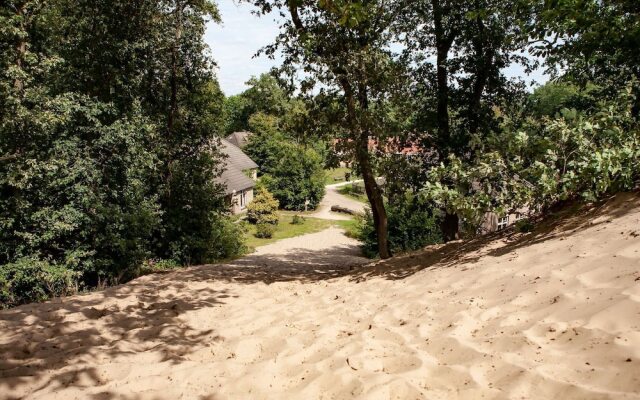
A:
[288, 1, 305, 32]
[0, 153, 19, 162]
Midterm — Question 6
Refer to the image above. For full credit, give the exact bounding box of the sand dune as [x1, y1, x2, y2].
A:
[1, 194, 639, 399]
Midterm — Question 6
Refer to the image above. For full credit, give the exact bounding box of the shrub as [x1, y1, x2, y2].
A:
[207, 216, 248, 260]
[138, 259, 182, 275]
[291, 215, 305, 225]
[0, 258, 79, 308]
[515, 219, 535, 233]
[247, 187, 280, 225]
[356, 196, 443, 258]
[255, 223, 276, 239]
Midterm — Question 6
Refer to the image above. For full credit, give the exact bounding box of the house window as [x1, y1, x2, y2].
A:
[515, 212, 525, 221]
[239, 190, 247, 209]
[497, 216, 509, 230]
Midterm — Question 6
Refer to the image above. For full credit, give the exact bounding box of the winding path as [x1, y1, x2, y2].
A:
[312, 181, 368, 220]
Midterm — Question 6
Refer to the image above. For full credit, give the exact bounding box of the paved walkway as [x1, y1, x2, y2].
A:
[312, 181, 368, 220]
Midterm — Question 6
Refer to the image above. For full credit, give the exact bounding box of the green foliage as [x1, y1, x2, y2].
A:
[222, 73, 290, 134]
[528, 82, 600, 118]
[357, 196, 442, 258]
[515, 219, 534, 234]
[244, 128, 288, 176]
[262, 144, 326, 211]
[248, 112, 281, 137]
[291, 215, 305, 225]
[0, 0, 240, 306]
[255, 222, 275, 239]
[207, 216, 248, 260]
[246, 187, 279, 225]
[223, 95, 250, 134]
[526, 100, 640, 203]
[138, 259, 182, 276]
[421, 91, 640, 232]
[0, 258, 79, 308]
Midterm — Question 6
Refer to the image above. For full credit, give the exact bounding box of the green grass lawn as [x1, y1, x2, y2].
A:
[244, 213, 338, 249]
[324, 167, 352, 185]
[243, 212, 364, 250]
[337, 184, 368, 203]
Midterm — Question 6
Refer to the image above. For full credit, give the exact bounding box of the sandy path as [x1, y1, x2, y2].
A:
[312, 181, 368, 220]
[1, 194, 640, 399]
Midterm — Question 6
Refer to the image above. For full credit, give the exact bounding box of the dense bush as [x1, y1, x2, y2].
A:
[422, 91, 640, 235]
[247, 187, 280, 225]
[255, 223, 276, 239]
[357, 196, 443, 258]
[0, 258, 79, 308]
[291, 215, 305, 225]
[207, 217, 248, 260]
[263, 143, 326, 211]
[0, 1, 243, 307]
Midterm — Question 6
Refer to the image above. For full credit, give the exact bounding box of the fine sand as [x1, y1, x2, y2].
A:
[1, 194, 640, 399]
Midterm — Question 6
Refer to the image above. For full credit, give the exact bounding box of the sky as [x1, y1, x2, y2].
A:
[205, 2, 281, 96]
[205, 2, 548, 96]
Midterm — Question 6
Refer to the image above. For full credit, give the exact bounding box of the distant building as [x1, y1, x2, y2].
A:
[479, 208, 531, 233]
[225, 131, 253, 149]
[217, 139, 259, 214]
[473, 177, 535, 234]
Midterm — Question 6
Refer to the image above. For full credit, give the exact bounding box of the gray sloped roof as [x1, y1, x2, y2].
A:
[220, 138, 258, 171]
[225, 131, 253, 148]
[216, 163, 255, 195]
[215, 138, 258, 195]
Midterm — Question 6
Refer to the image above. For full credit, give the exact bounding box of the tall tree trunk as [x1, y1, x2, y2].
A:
[14, 2, 26, 93]
[632, 69, 640, 121]
[342, 78, 391, 259]
[441, 212, 459, 242]
[286, 2, 390, 258]
[356, 137, 390, 258]
[432, 0, 451, 153]
[469, 0, 491, 135]
[432, 0, 459, 241]
[168, 1, 183, 132]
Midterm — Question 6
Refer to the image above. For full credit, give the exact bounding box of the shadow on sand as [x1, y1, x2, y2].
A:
[1, 192, 637, 399]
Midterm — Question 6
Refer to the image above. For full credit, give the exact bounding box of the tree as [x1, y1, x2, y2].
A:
[222, 73, 291, 134]
[262, 143, 326, 211]
[402, 0, 533, 240]
[0, 0, 241, 305]
[244, 114, 288, 175]
[531, 0, 640, 118]
[245, 0, 413, 258]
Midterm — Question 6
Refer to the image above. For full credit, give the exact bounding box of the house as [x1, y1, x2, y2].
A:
[479, 208, 530, 233]
[225, 131, 253, 149]
[217, 138, 259, 214]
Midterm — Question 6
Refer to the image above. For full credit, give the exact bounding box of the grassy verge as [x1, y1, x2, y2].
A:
[333, 218, 362, 239]
[324, 167, 352, 185]
[244, 213, 338, 249]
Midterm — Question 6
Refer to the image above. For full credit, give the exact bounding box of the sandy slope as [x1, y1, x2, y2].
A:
[1, 194, 640, 400]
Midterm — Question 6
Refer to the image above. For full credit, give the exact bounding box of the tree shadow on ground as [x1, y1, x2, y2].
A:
[0, 241, 366, 398]
[1, 192, 637, 399]
[0, 280, 230, 399]
[182, 243, 369, 284]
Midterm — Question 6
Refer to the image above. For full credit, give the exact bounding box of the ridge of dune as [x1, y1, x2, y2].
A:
[1, 193, 639, 400]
